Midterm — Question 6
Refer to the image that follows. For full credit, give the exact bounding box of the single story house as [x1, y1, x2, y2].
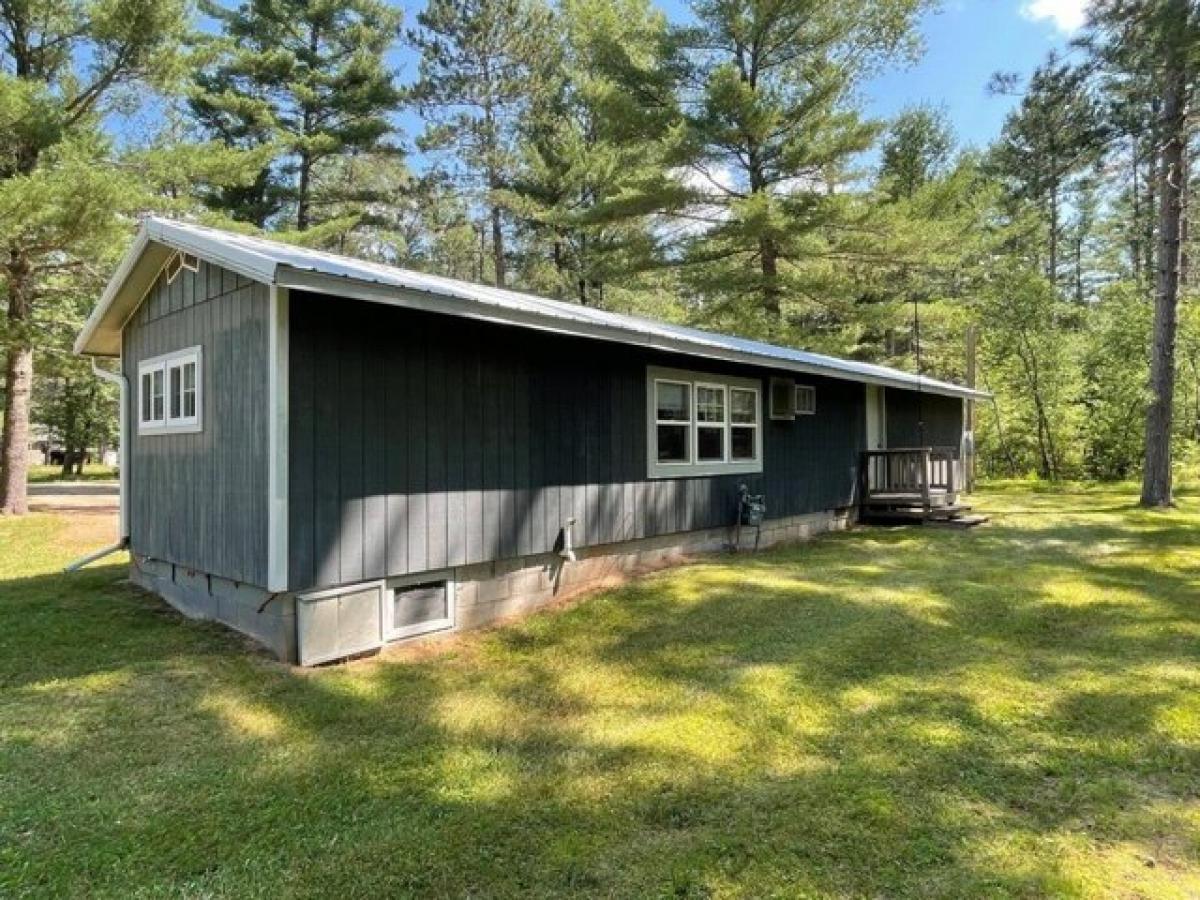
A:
[75, 217, 987, 665]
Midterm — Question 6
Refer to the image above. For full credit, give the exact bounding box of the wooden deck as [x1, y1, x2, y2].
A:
[860, 447, 988, 528]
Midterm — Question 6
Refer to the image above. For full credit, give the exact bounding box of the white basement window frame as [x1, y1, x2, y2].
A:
[647, 365, 762, 479]
[138, 346, 203, 435]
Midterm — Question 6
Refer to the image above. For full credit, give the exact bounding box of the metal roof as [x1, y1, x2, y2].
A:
[76, 216, 989, 401]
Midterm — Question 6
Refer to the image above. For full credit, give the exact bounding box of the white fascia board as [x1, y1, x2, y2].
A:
[277, 266, 990, 402]
[74, 229, 153, 355]
[145, 219, 279, 284]
[75, 218, 279, 357]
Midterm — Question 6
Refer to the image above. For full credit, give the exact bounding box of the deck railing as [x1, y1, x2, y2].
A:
[860, 446, 959, 511]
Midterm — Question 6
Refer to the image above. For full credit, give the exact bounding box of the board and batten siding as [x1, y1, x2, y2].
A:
[886, 388, 964, 450]
[288, 293, 865, 592]
[122, 259, 270, 586]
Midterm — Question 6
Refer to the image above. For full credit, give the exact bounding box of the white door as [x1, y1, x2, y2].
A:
[865, 385, 886, 450]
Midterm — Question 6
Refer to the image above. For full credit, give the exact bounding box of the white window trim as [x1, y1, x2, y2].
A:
[729, 386, 760, 463]
[647, 366, 763, 479]
[138, 346, 203, 435]
[694, 381, 728, 464]
[383, 572, 456, 641]
[652, 377, 693, 467]
[795, 384, 816, 416]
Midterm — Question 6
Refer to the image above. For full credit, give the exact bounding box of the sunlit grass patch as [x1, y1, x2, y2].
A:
[4, 483, 1200, 896]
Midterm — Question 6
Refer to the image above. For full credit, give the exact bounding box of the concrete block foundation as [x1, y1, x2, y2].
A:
[129, 507, 852, 665]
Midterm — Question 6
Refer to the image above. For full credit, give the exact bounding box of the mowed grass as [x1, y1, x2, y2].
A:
[4, 486, 1200, 898]
[26, 464, 118, 483]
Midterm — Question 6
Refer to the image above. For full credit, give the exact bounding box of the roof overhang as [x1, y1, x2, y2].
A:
[279, 267, 991, 401]
[74, 220, 281, 357]
[77, 217, 991, 402]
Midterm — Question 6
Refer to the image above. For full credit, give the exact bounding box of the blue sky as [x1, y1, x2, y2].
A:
[858, 0, 1083, 152]
[389, 0, 1084, 171]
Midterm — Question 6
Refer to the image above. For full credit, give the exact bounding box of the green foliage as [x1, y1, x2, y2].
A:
[32, 354, 118, 473]
[974, 268, 1083, 479]
[409, 0, 554, 284]
[670, 0, 930, 336]
[190, 0, 404, 232]
[1079, 283, 1150, 479]
[502, 0, 686, 305]
[878, 105, 954, 201]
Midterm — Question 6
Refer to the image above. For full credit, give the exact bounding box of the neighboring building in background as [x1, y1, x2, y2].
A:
[75, 218, 986, 665]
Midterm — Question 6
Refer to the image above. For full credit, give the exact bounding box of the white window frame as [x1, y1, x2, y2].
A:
[647, 366, 762, 479]
[138, 346, 203, 435]
[795, 384, 817, 415]
[652, 377, 693, 468]
[729, 386, 760, 463]
[383, 573, 456, 641]
[694, 381, 728, 464]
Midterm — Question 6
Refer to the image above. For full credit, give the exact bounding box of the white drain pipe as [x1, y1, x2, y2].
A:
[64, 358, 130, 573]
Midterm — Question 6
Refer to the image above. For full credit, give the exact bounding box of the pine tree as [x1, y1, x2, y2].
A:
[0, 0, 188, 516]
[503, 0, 686, 305]
[409, 0, 553, 287]
[879, 105, 954, 201]
[1082, 0, 1200, 506]
[190, 0, 403, 233]
[671, 0, 929, 335]
[990, 56, 1106, 291]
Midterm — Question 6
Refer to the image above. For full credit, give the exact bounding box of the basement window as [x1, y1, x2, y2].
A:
[647, 366, 762, 478]
[384, 577, 455, 641]
[138, 346, 202, 435]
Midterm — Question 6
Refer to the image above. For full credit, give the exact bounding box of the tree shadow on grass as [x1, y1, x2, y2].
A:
[6, 501, 1200, 896]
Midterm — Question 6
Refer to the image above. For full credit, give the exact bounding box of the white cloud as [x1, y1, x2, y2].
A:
[1020, 0, 1090, 33]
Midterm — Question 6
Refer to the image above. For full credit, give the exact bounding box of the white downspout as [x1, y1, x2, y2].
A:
[90, 356, 128, 542]
[65, 357, 129, 572]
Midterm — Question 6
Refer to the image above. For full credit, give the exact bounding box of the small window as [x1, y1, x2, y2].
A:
[384, 579, 455, 641]
[770, 377, 795, 420]
[795, 385, 816, 415]
[138, 347, 202, 435]
[179, 252, 199, 273]
[647, 367, 761, 478]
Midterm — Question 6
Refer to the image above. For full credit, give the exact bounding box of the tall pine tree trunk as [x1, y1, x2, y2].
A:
[490, 202, 505, 287]
[760, 235, 781, 319]
[1, 250, 33, 515]
[1141, 49, 1188, 507]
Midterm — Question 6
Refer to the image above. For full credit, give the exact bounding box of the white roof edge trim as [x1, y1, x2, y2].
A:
[78, 216, 991, 402]
[279, 267, 991, 401]
[74, 218, 280, 356]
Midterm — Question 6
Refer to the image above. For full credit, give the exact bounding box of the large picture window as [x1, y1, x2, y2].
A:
[647, 367, 762, 478]
[138, 346, 203, 435]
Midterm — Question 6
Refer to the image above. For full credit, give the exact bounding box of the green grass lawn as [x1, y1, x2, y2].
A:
[3, 485, 1200, 898]
[26, 464, 118, 483]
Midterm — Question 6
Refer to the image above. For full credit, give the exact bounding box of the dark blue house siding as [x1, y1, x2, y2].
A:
[287, 293, 866, 592]
[122, 260, 270, 586]
[886, 388, 964, 450]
